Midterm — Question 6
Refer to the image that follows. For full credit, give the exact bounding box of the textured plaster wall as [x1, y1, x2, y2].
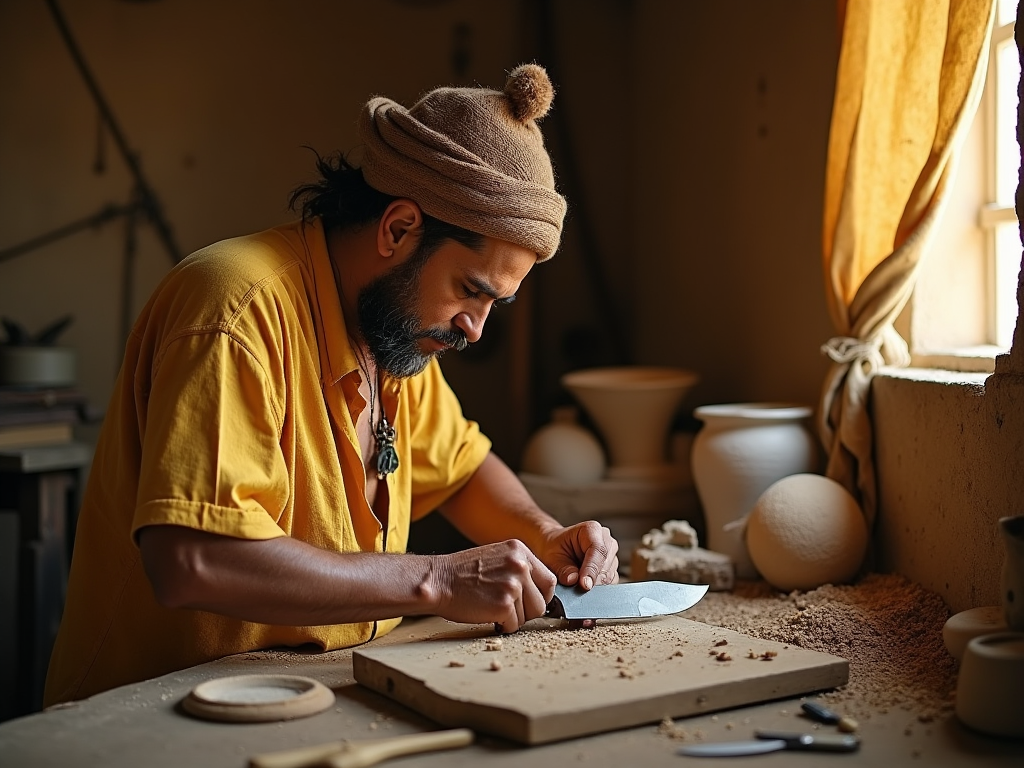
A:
[631, 0, 838, 413]
[873, 370, 1023, 612]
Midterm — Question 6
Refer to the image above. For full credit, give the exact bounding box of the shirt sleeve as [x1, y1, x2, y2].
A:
[404, 360, 492, 521]
[130, 329, 290, 543]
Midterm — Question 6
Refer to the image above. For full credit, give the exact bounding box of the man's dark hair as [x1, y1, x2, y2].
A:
[288, 151, 483, 259]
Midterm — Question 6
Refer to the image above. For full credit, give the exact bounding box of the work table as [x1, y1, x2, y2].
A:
[1, 613, 1022, 768]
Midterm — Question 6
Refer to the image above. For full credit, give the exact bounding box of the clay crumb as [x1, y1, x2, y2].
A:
[761, 651, 778, 661]
[683, 573, 957, 722]
[618, 669, 634, 679]
[715, 652, 732, 662]
[657, 717, 688, 740]
[448, 660, 465, 668]
[714, 639, 728, 647]
[489, 660, 503, 671]
[672, 650, 684, 657]
[838, 716, 859, 733]
[485, 638, 503, 651]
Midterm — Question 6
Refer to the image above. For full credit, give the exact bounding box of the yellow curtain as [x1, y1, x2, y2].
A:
[819, 0, 995, 528]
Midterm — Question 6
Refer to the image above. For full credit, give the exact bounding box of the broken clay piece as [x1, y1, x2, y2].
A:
[641, 519, 699, 549]
[631, 544, 734, 591]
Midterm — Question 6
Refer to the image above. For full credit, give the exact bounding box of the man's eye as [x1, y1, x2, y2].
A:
[461, 285, 480, 299]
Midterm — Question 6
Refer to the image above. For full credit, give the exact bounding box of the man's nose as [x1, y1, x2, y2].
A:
[453, 308, 489, 344]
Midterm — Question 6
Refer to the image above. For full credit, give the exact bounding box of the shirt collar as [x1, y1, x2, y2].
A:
[303, 218, 405, 397]
[302, 218, 359, 387]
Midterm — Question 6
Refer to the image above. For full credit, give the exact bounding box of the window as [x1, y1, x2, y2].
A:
[900, 0, 1020, 371]
[986, 0, 1020, 349]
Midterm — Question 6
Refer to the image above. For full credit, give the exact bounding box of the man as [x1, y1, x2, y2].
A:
[44, 63, 619, 706]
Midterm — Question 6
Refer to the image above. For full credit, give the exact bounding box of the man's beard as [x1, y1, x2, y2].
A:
[356, 249, 469, 378]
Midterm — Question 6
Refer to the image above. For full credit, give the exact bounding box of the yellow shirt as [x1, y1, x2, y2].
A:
[44, 219, 491, 705]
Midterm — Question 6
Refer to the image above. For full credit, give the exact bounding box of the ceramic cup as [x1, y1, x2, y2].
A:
[955, 632, 1024, 738]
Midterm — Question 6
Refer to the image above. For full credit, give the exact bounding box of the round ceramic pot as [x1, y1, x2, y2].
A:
[521, 407, 607, 484]
[691, 402, 819, 579]
[955, 632, 1024, 738]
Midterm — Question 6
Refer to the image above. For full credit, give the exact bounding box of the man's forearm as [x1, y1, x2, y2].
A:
[439, 451, 561, 552]
[139, 525, 440, 626]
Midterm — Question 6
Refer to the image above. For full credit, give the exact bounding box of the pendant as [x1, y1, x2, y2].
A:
[375, 415, 399, 480]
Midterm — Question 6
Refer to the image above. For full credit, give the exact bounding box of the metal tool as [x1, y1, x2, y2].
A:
[801, 700, 842, 724]
[545, 581, 709, 620]
[248, 728, 474, 768]
[677, 731, 861, 757]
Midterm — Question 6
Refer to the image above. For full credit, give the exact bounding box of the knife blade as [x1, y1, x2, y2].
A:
[677, 739, 789, 757]
[677, 732, 860, 757]
[545, 581, 709, 620]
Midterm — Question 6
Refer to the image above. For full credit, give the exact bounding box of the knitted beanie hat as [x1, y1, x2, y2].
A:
[357, 64, 567, 261]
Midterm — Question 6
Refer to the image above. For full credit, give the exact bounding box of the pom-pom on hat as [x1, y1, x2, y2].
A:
[357, 64, 567, 261]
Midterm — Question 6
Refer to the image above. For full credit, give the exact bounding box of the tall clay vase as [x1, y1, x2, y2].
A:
[691, 403, 820, 579]
[561, 367, 699, 480]
[1002, 515, 1024, 631]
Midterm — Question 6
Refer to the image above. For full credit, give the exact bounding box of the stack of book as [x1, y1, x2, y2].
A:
[0, 388, 88, 451]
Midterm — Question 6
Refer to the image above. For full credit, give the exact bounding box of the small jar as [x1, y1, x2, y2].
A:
[521, 406, 606, 484]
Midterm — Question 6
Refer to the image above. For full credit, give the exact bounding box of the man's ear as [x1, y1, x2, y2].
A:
[377, 199, 423, 259]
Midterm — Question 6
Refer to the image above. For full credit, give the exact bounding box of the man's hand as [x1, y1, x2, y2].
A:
[437, 453, 621, 595]
[535, 521, 619, 590]
[427, 540, 557, 633]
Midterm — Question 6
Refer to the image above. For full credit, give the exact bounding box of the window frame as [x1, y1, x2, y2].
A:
[901, 3, 1019, 374]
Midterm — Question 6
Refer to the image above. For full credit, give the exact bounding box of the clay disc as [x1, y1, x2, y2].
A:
[182, 674, 335, 723]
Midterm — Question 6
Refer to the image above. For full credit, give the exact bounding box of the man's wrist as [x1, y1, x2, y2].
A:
[523, 516, 563, 556]
[414, 553, 450, 614]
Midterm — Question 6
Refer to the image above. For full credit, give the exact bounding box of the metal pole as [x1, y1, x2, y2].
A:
[44, 0, 182, 264]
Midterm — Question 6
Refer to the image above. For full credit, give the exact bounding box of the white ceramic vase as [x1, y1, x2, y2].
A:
[691, 402, 819, 579]
[561, 366, 699, 481]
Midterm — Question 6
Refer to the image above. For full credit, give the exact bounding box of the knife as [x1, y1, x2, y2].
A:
[677, 731, 861, 757]
[544, 581, 709, 620]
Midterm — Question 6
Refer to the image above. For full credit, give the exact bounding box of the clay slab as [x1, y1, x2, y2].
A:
[354, 615, 848, 744]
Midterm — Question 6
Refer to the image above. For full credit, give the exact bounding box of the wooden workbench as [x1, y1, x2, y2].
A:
[1, 615, 1021, 768]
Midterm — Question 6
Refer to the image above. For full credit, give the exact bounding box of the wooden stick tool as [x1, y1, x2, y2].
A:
[248, 728, 474, 768]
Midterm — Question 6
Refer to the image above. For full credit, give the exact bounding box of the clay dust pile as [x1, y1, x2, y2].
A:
[683, 573, 957, 720]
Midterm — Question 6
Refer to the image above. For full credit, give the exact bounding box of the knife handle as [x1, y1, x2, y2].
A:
[801, 700, 841, 724]
[544, 596, 565, 619]
[491, 599, 589, 633]
[755, 731, 860, 752]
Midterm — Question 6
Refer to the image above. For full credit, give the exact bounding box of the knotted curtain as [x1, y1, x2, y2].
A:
[819, 0, 996, 528]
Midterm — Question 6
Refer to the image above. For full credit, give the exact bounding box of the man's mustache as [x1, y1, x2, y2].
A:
[418, 326, 469, 352]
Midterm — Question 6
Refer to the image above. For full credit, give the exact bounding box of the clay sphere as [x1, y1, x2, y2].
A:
[521, 408, 606, 484]
[746, 473, 868, 591]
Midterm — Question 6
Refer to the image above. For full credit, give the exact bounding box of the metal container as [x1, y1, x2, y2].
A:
[0, 346, 77, 387]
